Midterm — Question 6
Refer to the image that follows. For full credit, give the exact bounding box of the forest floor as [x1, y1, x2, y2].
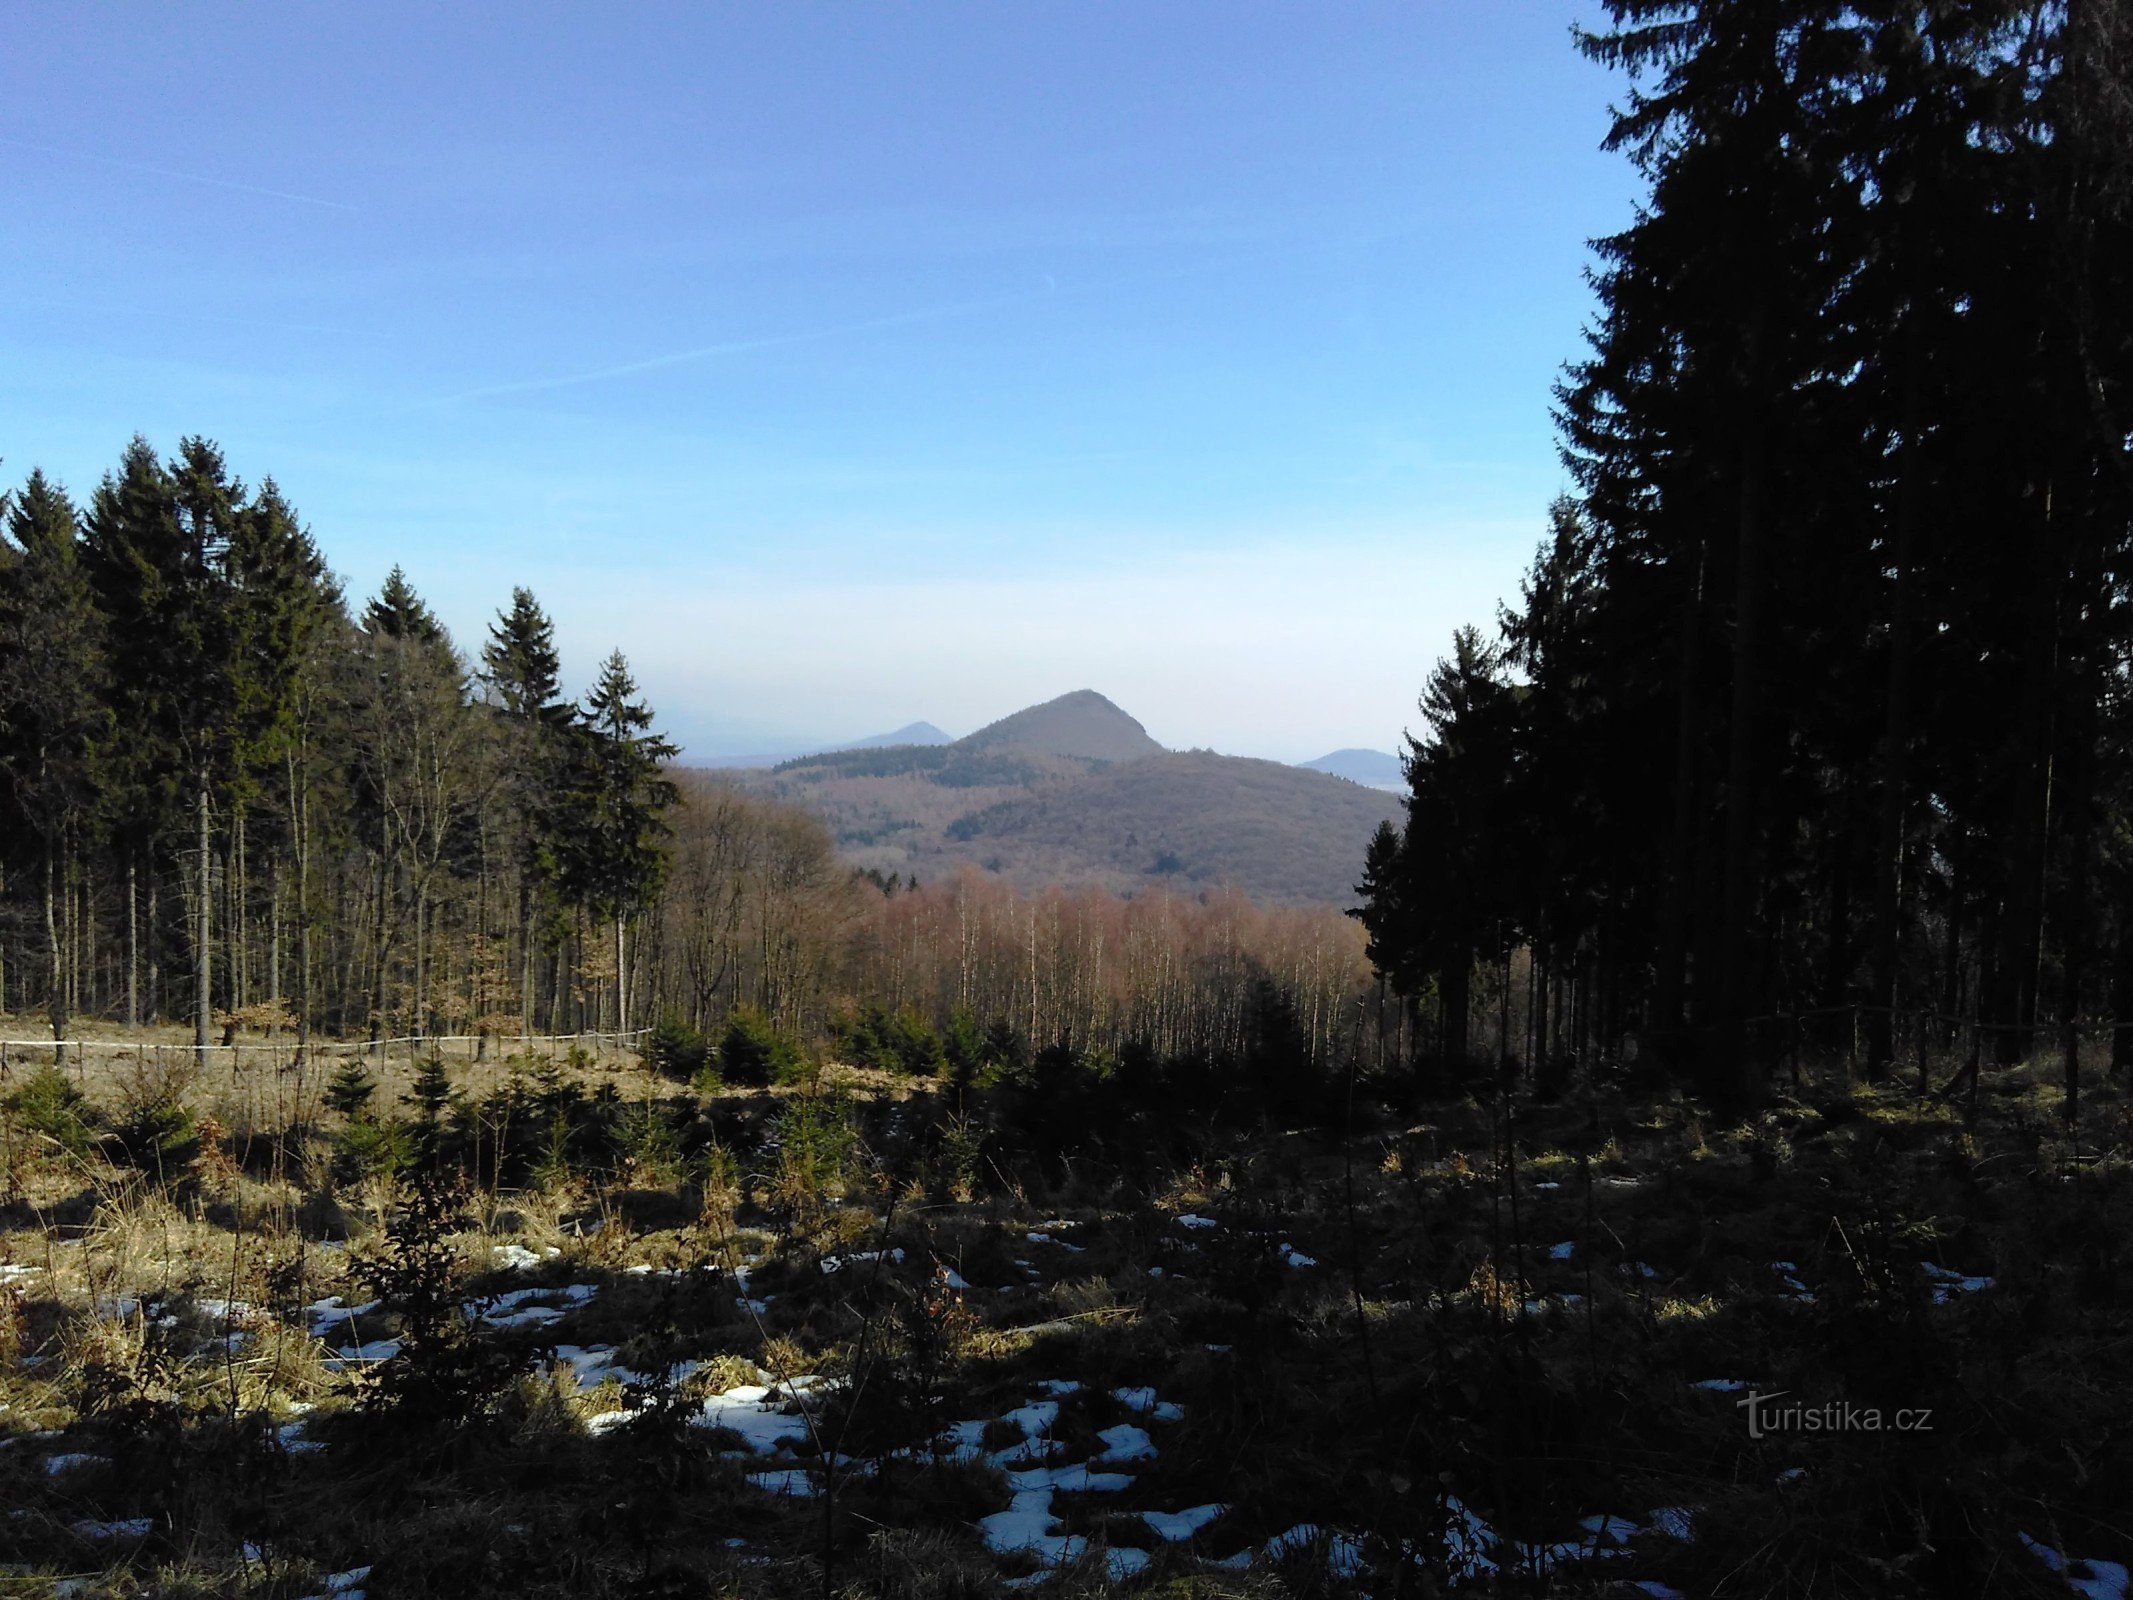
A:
[0, 1031, 2127, 1600]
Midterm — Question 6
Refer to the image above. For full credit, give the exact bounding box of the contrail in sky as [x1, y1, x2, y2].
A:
[425, 285, 1058, 406]
[1, 135, 355, 211]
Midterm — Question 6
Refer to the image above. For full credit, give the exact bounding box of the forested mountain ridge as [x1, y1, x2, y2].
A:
[731, 692, 1400, 905]
[954, 689, 1163, 764]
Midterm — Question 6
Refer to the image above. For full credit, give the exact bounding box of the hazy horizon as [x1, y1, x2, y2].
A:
[3, 2, 1626, 765]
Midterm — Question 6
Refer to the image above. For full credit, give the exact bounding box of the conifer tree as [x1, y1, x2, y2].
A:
[559, 651, 678, 1034]
[0, 472, 108, 1054]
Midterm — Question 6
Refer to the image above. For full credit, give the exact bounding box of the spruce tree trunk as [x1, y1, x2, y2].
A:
[1442, 955, 1470, 1073]
[1653, 539, 1708, 1045]
[44, 851, 66, 1062]
[1715, 374, 1769, 1105]
[1867, 347, 1921, 1078]
[195, 767, 213, 1069]
[126, 852, 139, 1031]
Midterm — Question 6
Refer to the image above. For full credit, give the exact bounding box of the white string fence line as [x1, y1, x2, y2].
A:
[0, 1029, 653, 1056]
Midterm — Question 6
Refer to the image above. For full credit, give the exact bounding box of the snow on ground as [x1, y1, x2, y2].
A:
[1111, 1386, 1183, 1421]
[2025, 1533, 2132, 1600]
[295, 1565, 371, 1600]
[490, 1243, 560, 1271]
[999, 1400, 1061, 1438]
[695, 1381, 821, 1453]
[1143, 1503, 1226, 1541]
[71, 1518, 152, 1540]
[1177, 1214, 1218, 1230]
[1093, 1424, 1157, 1464]
[821, 1248, 905, 1274]
[1265, 1523, 1368, 1579]
[325, 1339, 402, 1368]
[1922, 1261, 1996, 1303]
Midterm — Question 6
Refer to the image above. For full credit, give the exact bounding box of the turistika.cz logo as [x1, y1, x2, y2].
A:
[1738, 1390, 1933, 1439]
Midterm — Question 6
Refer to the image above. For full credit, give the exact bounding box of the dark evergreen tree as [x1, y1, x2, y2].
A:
[559, 651, 678, 1035]
[0, 471, 108, 1053]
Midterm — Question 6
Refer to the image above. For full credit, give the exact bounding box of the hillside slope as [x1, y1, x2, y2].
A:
[940, 750, 1400, 904]
[957, 689, 1162, 763]
[724, 693, 1397, 905]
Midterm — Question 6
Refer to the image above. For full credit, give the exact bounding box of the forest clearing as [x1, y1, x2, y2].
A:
[0, 1021, 2126, 1599]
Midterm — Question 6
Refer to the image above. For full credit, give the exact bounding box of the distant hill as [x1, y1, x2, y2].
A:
[942, 750, 1402, 905]
[725, 691, 1397, 906]
[844, 721, 951, 750]
[958, 690, 1163, 764]
[1299, 748, 1405, 791]
[696, 720, 952, 769]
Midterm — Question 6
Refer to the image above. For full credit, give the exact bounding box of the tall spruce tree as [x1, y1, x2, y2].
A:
[0, 472, 108, 1054]
[559, 651, 677, 1035]
[481, 588, 574, 1035]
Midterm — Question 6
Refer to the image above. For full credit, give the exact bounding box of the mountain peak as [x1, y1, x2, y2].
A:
[957, 690, 1163, 764]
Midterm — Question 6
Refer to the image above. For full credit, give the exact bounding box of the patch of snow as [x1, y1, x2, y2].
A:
[1106, 1547, 1151, 1580]
[1548, 1240, 1576, 1261]
[979, 1489, 1089, 1566]
[694, 1381, 819, 1453]
[1094, 1423, 1157, 1464]
[1279, 1244, 1317, 1269]
[1113, 1386, 1184, 1421]
[45, 1451, 110, 1473]
[1144, 1503, 1226, 1541]
[990, 1435, 1068, 1468]
[821, 1247, 906, 1274]
[1177, 1214, 1218, 1230]
[1921, 1262, 1995, 1303]
[483, 1303, 566, 1330]
[1444, 1495, 1502, 1581]
[1265, 1523, 1366, 1579]
[327, 1338, 402, 1367]
[1000, 1400, 1060, 1438]
[72, 1517, 153, 1539]
[2024, 1534, 2130, 1600]
[1007, 1461, 1134, 1494]
[1693, 1378, 1749, 1393]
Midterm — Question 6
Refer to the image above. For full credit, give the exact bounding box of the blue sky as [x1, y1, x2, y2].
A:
[2, 2, 1629, 761]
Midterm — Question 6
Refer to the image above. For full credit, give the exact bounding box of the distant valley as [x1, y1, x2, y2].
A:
[700, 690, 1403, 906]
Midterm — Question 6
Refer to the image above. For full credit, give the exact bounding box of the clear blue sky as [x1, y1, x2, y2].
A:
[2, 2, 1629, 761]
